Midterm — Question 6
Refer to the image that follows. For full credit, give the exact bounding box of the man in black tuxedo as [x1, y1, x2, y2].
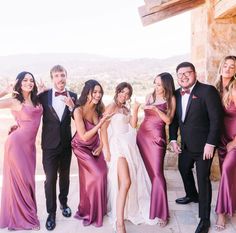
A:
[39, 65, 77, 231]
[169, 62, 222, 233]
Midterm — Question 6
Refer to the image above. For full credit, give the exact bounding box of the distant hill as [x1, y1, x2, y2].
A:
[0, 53, 190, 79]
[0, 53, 189, 94]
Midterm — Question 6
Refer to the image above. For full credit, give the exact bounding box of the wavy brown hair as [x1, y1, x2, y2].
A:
[113, 82, 133, 106]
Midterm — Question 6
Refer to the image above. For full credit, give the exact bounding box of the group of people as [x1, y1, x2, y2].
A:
[0, 66, 76, 231]
[0, 56, 235, 233]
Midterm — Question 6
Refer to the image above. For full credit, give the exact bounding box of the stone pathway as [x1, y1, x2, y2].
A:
[0, 167, 236, 233]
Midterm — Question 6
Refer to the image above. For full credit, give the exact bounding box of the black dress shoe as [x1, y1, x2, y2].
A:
[45, 213, 56, 231]
[195, 219, 210, 233]
[60, 204, 72, 217]
[175, 196, 199, 204]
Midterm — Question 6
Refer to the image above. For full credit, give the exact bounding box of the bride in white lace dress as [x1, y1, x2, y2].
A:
[101, 82, 157, 233]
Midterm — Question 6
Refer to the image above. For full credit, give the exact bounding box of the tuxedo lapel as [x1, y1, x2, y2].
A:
[48, 89, 60, 121]
[176, 90, 182, 121]
[183, 81, 199, 122]
[61, 107, 68, 122]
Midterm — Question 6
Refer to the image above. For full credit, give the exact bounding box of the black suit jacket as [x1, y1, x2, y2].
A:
[39, 89, 77, 150]
[169, 81, 222, 153]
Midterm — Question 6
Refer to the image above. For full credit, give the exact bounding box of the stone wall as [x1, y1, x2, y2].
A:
[191, 0, 236, 85]
[191, 0, 236, 180]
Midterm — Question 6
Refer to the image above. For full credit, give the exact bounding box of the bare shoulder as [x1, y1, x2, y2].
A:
[74, 106, 83, 115]
[105, 102, 116, 113]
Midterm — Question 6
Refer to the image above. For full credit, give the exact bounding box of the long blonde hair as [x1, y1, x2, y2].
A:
[215, 55, 236, 95]
[223, 80, 236, 108]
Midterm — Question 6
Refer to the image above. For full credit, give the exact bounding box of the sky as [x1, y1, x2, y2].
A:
[0, 0, 191, 59]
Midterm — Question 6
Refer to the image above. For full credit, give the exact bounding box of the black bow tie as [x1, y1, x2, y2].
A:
[55, 91, 67, 97]
[180, 89, 190, 96]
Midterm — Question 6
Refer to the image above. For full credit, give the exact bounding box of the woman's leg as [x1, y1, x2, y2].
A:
[116, 157, 131, 233]
[215, 213, 226, 231]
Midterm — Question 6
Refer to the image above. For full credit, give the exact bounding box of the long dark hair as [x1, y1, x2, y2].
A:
[13, 71, 39, 106]
[75, 79, 104, 117]
[151, 72, 175, 114]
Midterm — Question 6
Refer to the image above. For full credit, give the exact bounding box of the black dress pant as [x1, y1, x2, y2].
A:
[178, 150, 213, 219]
[43, 145, 72, 214]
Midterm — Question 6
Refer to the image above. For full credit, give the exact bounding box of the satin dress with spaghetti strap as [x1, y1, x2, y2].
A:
[216, 102, 236, 216]
[137, 102, 169, 221]
[0, 104, 42, 230]
[71, 119, 107, 227]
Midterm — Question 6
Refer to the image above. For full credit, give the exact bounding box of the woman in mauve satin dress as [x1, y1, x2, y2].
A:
[71, 79, 110, 227]
[214, 55, 236, 231]
[137, 72, 176, 227]
[0, 72, 42, 230]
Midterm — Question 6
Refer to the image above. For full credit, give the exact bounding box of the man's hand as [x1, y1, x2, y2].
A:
[170, 141, 182, 154]
[63, 94, 75, 111]
[226, 140, 236, 153]
[203, 144, 214, 160]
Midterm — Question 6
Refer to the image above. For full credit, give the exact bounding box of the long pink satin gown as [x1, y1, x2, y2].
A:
[0, 104, 42, 230]
[137, 102, 169, 221]
[216, 102, 236, 216]
[71, 119, 107, 227]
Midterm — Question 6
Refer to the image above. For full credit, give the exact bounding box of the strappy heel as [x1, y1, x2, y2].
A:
[157, 218, 168, 228]
[115, 221, 126, 233]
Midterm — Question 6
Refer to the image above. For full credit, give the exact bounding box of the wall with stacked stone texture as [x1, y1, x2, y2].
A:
[191, 0, 236, 180]
[191, 0, 236, 85]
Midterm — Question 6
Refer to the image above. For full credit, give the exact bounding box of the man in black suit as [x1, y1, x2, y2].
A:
[169, 62, 222, 233]
[39, 65, 77, 231]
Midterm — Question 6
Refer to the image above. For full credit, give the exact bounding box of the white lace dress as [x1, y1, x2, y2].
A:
[106, 113, 158, 227]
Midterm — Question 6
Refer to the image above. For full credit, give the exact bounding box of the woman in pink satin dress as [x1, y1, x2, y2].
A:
[214, 55, 236, 231]
[71, 80, 110, 227]
[137, 72, 176, 227]
[0, 72, 42, 230]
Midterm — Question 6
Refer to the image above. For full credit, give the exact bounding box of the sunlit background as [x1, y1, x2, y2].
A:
[0, 0, 190, 59]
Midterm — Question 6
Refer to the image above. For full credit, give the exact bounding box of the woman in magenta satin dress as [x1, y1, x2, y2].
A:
[0, 72, 42, 230]
[71, 80, 110, 227]
[214, 55, 236, 231]
[137, 72, 176, 227]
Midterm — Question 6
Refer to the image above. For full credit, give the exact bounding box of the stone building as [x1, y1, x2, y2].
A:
[139, 0, 236, 179]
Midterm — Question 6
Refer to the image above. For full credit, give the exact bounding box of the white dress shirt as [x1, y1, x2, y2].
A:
[52, 88, 66, 121]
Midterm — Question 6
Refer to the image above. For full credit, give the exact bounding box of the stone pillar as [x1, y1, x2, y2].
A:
[191, 0, 236, 84]
[191, 0, 236, 180]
